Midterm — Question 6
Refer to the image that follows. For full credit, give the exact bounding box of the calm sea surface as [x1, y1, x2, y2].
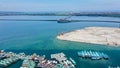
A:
[0, 16, 120, 68]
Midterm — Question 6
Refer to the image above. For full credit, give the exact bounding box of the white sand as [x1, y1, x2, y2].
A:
[57, 27, 120, 46]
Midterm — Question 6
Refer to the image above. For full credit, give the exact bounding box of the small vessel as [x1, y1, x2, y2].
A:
[57, 16, 71, 23]
[101, 53, 109, 60]
[82, 51, 85, 57]
[57, 19, 71, 23]
[69, 57, 76, 65]
[78, 52, 82, 57]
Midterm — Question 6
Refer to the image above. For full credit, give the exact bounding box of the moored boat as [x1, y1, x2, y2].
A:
[69, 57, 76, 65]
[78, 50, 109, 60]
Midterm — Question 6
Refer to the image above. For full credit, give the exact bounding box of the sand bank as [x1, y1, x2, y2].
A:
[57, 27, 120, 46]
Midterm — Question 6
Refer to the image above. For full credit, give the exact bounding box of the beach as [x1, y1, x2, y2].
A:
[57, 27, 120, 46]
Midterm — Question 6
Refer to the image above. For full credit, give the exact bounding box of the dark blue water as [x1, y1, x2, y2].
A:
[0, 16, 120, 68]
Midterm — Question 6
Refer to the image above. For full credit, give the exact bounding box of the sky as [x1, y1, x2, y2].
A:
[0, 0, 120, 12]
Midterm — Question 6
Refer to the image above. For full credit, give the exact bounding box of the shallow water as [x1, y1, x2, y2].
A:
[0, 16, 120, 68]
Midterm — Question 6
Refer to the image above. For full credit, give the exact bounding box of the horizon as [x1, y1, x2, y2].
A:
[0, 0, 120, 12]
[0, 10, 120, 13]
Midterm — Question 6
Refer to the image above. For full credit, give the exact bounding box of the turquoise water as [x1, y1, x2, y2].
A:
[0, 16, 120, 68]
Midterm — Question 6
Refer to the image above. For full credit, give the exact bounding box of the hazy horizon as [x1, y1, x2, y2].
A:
[0, 0, 120, 12]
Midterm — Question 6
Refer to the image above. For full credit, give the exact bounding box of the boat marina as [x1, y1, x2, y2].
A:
[78, 50, 109, 60]
[0, 50, 76, 68]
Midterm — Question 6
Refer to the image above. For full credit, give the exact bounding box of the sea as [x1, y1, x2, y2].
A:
[0, 16, 120, 68]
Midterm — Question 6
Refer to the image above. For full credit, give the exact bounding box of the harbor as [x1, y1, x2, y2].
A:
[0, 16, 120, 68]
[0, 50, 76, 68]
[0, 50, 112, 68]
[0, 0, 120, 68]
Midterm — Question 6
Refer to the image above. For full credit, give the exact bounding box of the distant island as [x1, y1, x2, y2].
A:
[0, 11, 120, 18]
[57, 27, 120, 47]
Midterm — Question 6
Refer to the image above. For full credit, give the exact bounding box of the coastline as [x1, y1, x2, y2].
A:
[57, 27, 120, 47]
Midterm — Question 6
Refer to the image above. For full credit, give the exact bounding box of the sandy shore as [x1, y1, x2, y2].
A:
[57, 27, 120, 47]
